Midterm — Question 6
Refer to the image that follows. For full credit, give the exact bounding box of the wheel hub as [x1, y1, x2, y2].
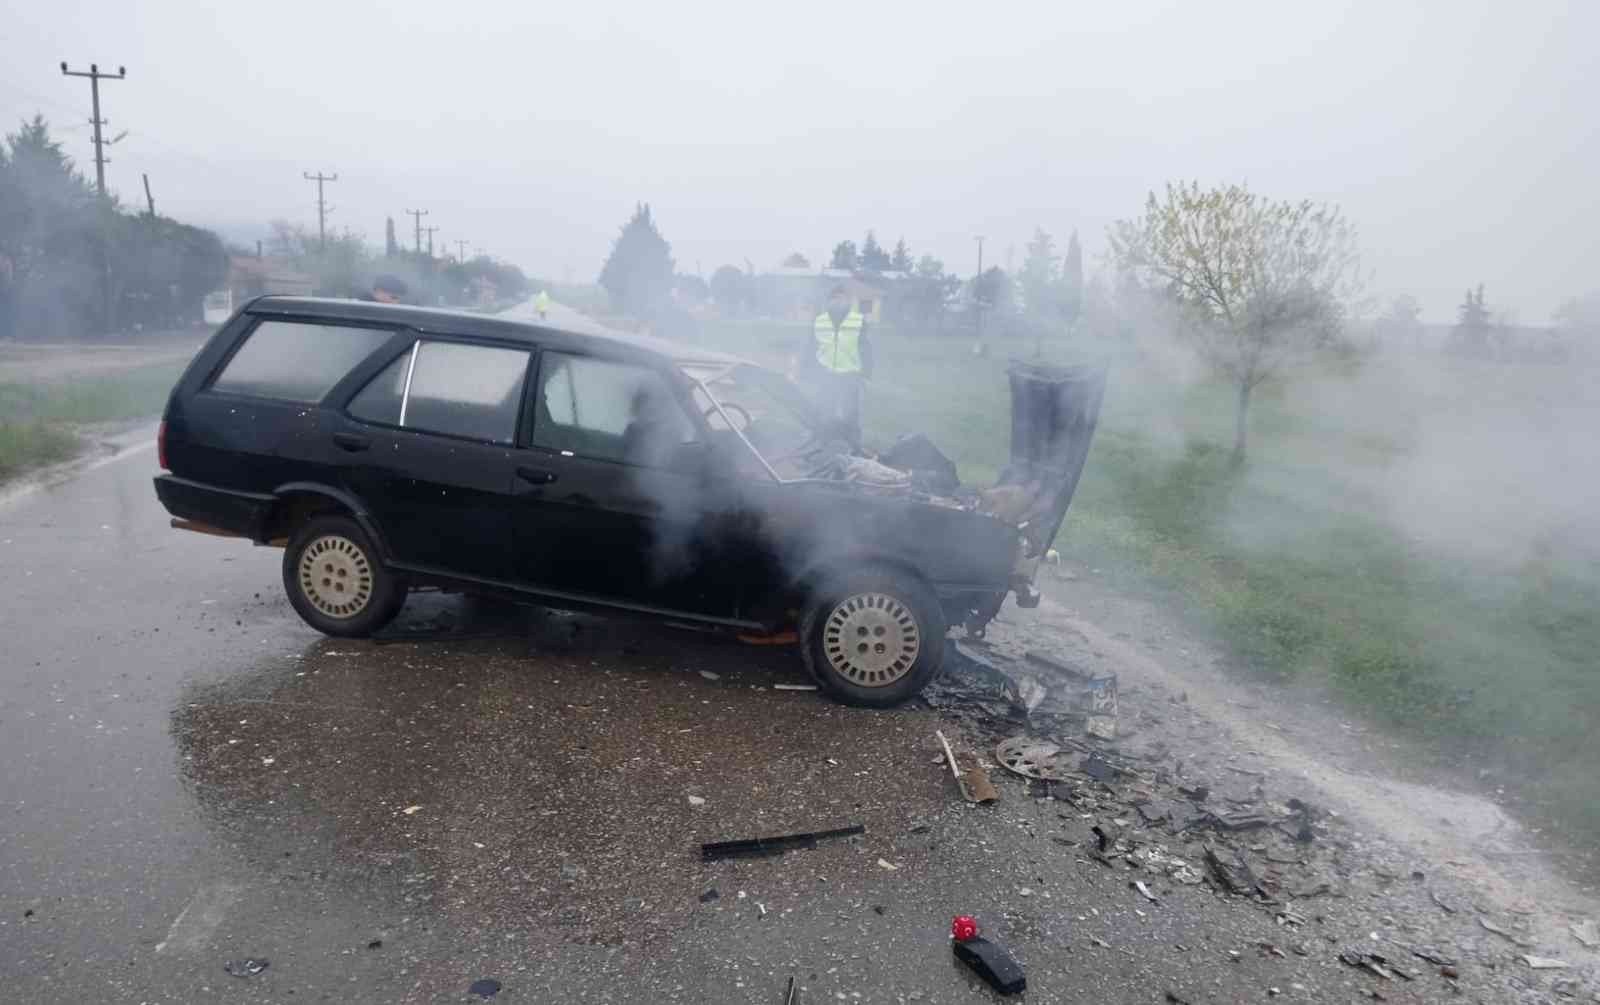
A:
[822, 592, 920, 687]
[297, 534, 374, 619]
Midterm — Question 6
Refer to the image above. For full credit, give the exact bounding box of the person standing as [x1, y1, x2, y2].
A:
[797, 285, 873, 448]
[533, 289, 552, 320]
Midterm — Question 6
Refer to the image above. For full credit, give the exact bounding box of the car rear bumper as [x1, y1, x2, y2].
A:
[153, 475, 275, 541]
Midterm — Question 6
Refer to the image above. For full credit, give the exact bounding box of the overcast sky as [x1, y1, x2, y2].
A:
[2, 0, 1594, 322]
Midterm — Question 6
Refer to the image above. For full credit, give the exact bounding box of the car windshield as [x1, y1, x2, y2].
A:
[682, 362, 823, 481]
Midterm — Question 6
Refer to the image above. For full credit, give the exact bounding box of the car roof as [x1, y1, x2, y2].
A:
[245, 296, 750, 369]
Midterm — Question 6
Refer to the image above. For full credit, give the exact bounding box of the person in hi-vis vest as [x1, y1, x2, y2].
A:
[796, 285, 874, 448]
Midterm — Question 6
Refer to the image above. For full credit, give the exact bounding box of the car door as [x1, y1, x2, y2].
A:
[335, 336, 533, 583]
[507, 350, 751, 622]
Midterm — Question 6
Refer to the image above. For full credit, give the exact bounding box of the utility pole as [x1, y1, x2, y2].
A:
[455, 239, 468, 263]
[974, 235, 986, 357]
[302, 171, 337, 249]
[59, 62, 125, 199]
[423, 225, 439, 259]
[141, 173, 155, 217]
[405, 209, 428, 255]
[61, 62, 126, 334]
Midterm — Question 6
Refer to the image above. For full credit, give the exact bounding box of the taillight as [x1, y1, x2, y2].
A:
[158, 420, 169, 471]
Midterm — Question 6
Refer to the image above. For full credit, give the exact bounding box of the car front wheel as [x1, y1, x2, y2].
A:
[282, 515, 405, 637]
[800, 565, 947, 708]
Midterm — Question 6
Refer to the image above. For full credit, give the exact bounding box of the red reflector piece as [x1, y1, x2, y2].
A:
[158, 420, 169, 470]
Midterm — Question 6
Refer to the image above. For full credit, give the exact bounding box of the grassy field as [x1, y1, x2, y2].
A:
[0, 360, 186, 483]
[699, 319, 1600, 838]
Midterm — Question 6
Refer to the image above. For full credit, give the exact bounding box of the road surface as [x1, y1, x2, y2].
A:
[0, 351, 1592, 1003]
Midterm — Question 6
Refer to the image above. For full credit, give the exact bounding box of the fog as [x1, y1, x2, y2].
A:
[2, 0, 1595, 321]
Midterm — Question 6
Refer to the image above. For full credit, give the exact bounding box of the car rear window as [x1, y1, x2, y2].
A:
[347, 341, 529, 445]
[211, 320, 391, 402]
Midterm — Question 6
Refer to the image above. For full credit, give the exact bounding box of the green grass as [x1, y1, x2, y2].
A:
[699, 320, 1600, 839]
[0, 360, 185, 483]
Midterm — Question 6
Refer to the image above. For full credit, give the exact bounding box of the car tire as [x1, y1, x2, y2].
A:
[799, 565, 947, 708]
[282, 515, 405, 638]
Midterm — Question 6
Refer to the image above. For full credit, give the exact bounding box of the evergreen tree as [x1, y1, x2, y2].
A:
[781, 251, 810, 269]
[890, 237, 912, 273]
[598, 203, 675, 316]
[860, 230, 891, 272]
[1060, 229, 1083, 323]
[829, 240, 858, 271]
[1449, 284, 1493, 356]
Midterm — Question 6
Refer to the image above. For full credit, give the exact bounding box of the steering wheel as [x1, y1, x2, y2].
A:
[706, 402, 752, 431]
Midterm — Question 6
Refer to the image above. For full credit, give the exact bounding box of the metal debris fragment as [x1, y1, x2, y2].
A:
[468, 977, 502, 998]
[223, 958, 269, 978]
[1570, 919, 1599, 948]
[1521, 955, 1570, 970]
[1204, 845, 1259, 896]
[700, 824, 865, 861]
[1479, 916, 1536, 947]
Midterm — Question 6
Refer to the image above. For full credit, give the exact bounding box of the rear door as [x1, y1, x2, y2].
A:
[507, 350, 747, 621]
[336, 337, 533, 583]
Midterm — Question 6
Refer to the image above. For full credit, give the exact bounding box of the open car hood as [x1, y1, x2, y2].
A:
[994, 361, 1108, 557]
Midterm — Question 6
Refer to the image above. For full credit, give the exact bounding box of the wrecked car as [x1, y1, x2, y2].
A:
[153, 297, 1104, 706]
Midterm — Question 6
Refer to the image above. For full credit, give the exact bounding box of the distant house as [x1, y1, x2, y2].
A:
[760, 266, 893, 323]
[225, 255, 317, 300]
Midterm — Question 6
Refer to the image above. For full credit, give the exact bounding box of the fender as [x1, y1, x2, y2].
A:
[270, 481, 393, 562]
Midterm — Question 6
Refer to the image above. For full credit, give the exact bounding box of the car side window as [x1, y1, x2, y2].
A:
[532, 352, 697, 467]
[347, 341, 529, 445]
[211, 320, 392, 402]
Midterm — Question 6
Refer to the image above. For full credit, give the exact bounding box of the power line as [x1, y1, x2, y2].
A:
[405, 208, 428, 255]
[302, 171, 338, 249]
[423, 225, 439, 259]
[58, 62, 125, 200]
[455, 239, 469, 263]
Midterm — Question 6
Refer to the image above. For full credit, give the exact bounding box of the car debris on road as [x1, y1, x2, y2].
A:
[700, 824, 865, 862]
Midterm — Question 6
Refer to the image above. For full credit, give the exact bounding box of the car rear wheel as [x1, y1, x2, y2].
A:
[800, 565, 946, 708]
[282, 515, 405, 637]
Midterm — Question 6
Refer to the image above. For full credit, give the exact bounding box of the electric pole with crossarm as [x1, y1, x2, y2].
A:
[302, 171, 338, 249]
[405, 209, 428, 255]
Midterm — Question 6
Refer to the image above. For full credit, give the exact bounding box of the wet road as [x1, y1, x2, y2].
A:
[1, 432, 1535, 1003]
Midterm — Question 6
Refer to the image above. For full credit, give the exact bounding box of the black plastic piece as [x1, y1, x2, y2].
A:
[700, 825, 865, 861]
[953, 936, 1026, 995]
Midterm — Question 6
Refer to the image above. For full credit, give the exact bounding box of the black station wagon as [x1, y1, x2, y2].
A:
[154, 297, 1104, 706]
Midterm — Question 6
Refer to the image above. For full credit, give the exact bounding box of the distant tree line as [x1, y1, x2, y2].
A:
[0, 115, 226, 339]
[260, 218, 532, 308]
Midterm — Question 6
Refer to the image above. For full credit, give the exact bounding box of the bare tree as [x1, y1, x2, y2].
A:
[1108, 181, 1362, 461]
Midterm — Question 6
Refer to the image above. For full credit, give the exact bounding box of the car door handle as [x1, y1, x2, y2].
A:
[333, 433, 371, 453]
[517, 466, 559, 486]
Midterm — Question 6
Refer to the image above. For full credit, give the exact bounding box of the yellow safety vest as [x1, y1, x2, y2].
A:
[814, 310, 864, 374]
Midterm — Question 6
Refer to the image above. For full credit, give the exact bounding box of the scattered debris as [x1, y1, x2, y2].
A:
[938, 729, 998, 804]
[1165, 993, 1195, 1005]
[687, 795, 706, 807]
[1571, 919, 1599, 949]
[1479, 916, 1537, 947]
[951, 915, 978, 941]
[783, 975, 798, 1005]
[400, 805, 422, 815]
[698, 670, 721, 681]
[700, 825, 866, 861]
[1133, 880, 1159, 903]
[1081, 753, 1119, 784]
[773, 683, 818, 691]
[698, 888, 720, 904]
[1407, 946, 1457, 967]
[877, 858, 900, 871]
[1091, 822, 1121, 853]
[1521, 955, 1571, 970]
[468, 977, 502, 998]
[952, 936, 1026, 995]
[366, 939, 383, 950]
[223, 958, 269, 978]
[1338, 951, 1414, 981]
[1204, 845, 1259, 896]
[1429, 888, 1457, 914]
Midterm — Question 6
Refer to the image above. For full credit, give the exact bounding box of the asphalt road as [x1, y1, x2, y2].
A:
[0, 430, 1567, 1004]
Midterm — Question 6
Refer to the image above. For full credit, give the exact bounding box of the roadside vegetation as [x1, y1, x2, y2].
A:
[697, 318, 1600, 840]
[0, 360, 184, 482]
